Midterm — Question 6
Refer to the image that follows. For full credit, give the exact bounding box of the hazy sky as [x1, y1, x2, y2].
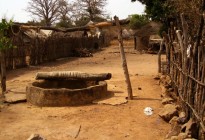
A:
[0, 0, 145, 22]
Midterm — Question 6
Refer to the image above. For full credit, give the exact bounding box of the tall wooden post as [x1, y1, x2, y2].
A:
[0, 50, 6, 95]
[134, 36, 137, 50]
[114, 16, 133, 100]
[158, 38, 164, 73]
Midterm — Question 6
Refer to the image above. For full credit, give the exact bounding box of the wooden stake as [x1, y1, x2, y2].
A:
[0, 50, 6, 95]
[114, 16, 133, 100]
[158, 38, 164, 73]
[134, 36, 137, 50]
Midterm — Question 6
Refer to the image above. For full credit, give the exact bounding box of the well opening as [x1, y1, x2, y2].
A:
[32, 80, 97, 89]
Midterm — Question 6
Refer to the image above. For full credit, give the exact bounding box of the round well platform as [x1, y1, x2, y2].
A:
[26, 80, 108, 107]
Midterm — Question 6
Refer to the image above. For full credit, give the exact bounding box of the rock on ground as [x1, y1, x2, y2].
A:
[4, 93, 26, 103]
[166, 123, 181, 138]
[162, 97, 174, 105]
[159, 104, 178, 122]
[27, 134, 46, 140]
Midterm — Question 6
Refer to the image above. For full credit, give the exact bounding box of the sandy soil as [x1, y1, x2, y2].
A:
[0, 40, 169, 140]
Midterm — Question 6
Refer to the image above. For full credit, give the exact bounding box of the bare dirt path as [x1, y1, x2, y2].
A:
[0, 40, 169, 140]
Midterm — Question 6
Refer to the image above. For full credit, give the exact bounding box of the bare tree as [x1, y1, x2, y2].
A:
[56, 0, 73, 27]
[58, 0, 72, 21]
[74, 0, 107, 22]
[26, 0, 61, 26]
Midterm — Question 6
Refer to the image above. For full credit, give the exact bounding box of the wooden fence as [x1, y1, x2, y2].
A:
[162, 14, 205, 138]
[5, 31, 108, 70]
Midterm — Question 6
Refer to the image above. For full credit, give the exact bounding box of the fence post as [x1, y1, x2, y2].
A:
[134, 36, 137, 50]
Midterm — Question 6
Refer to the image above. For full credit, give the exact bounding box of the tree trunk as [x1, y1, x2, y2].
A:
[0, 50, 6, 95]
[36, 71, 112, 81]
[114, 16, 133, 100]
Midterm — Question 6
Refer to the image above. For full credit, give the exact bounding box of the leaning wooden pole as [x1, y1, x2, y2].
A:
[114, 16, 133, 100]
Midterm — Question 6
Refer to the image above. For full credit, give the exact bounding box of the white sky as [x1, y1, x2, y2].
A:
[0, 0, 145, 23]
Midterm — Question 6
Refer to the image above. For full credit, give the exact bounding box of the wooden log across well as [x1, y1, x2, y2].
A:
[36, 71, 112, 81]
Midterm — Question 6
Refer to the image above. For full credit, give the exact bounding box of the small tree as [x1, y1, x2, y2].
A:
[0, 19, 14, 95]
[129, 14, 149, 29]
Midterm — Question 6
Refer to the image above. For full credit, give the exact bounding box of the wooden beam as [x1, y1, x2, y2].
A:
[13, 19, 130, 32]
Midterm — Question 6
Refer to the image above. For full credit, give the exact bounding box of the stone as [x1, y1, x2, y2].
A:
[162, 97, 174, 105]
[93, 96, 128, 106]
[27, 134, 46, 140]
[178, 112, 186, 124]
[181, 119, 198, 138]
[4, 93, 26, 103]
[168, 88, 174, 92]
[154, 75, 160, 80]
[178, 133, 188, 140]
[169, 116, 179, 128]
[169, 92, 178, 100]
[160, 75, 166, 81]
[170, 136, 178, 140]
[160, 85, 168, 93]
[179, 112, 186, 118]
[159, 104, 178, 122]
[166, 123, 181, 138]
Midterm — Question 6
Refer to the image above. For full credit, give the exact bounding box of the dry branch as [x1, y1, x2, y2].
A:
[171, 61, 205, 87]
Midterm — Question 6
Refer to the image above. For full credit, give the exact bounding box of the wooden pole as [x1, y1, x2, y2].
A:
[134, 36, 137, 50]
[158, 38, 164, 73]
[114, 16, 133, 100]
[0, 50, 6, 95]
[14, 19, 130, 33]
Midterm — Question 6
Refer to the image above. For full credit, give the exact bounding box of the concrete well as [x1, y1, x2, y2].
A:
[26, 80, 109, 107]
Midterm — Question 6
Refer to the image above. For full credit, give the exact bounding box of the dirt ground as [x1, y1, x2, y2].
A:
[0, 40, 170, 140]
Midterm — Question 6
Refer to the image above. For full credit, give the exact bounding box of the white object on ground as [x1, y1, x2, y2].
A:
[144, 107, 153, 116]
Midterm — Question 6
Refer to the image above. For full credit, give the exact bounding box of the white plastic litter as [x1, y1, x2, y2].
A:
[144, 107, 153, 116]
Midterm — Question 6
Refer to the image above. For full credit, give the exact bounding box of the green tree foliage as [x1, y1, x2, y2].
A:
[27, 20, 46, 26]
[129, 14, 149, 29]
[57, 0, 73, 28]
[132, 0, 176, 36]
[131, 0, 174, 22]
[56, 19, 73, 28]
[75, 16, 90, 26]
[0, 19, 14, 50]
